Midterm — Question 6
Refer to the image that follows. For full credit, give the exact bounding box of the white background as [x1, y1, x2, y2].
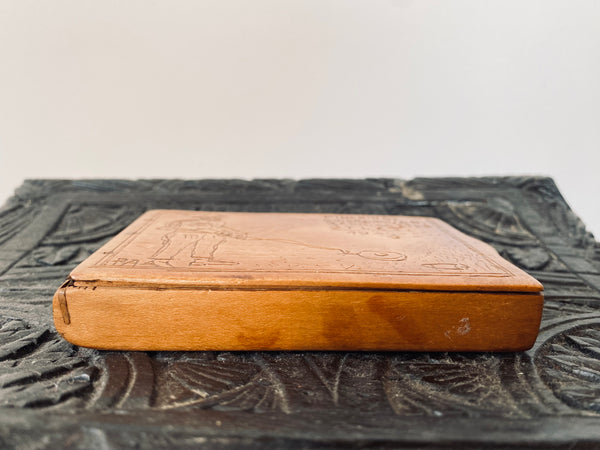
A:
[1, 1, 599, 236]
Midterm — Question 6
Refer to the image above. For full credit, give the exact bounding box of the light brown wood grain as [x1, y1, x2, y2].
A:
[53, 210, 544, 351]
[54, 286, 543, 351]
[70, 210, 543, 292]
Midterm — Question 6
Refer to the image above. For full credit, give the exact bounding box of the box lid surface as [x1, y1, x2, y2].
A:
[70, 210, 543, 292]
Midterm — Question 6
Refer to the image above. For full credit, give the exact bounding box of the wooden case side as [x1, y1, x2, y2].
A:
[53, 285, 543, 352]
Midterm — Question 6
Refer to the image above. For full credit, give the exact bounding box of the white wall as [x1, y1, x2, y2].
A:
[1, 1, 599, 236]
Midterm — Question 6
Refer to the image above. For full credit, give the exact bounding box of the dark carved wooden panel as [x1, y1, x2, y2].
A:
[1, 177, 600, 448]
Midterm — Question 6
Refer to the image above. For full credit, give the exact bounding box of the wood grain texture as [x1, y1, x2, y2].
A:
[1, 177, 599, 448]
[54, 287, 542, 351]
[70, 210, 543, 292]
[53, 210, 543, 351]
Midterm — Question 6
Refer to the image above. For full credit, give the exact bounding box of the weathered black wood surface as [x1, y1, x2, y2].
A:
[1, 177, 599, 449]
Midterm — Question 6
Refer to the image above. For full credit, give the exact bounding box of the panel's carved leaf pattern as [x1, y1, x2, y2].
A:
[539, 326, 600, 413]
[444, 197, 537, 245]
[15, 242, 104, 269]
[502, 246, 552, 271]
[383, 354, 524, 418]
[152, 352, 268, 411]
[0, 204, 38, 247]
[520, 178, 596, 251]
[302, 353, 348, 407]
[150, 353, 357, 413]
[541, 301, 596, 322]
[114, 351, 532, 417]
[42, 204, 145, 245]
[0, 317, 96, 408]
[0, 319, 47, 361]
[114, 352, 391, 414]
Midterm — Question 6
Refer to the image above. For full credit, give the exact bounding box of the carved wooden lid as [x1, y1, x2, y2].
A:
[70, 210, 543, 293]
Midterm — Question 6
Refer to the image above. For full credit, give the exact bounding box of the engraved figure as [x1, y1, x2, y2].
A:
[255, 239, 406, 261]
[147, 217, 247, 267]
[145, 217, 406, 269]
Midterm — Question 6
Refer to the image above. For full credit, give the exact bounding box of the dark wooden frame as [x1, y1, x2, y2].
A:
[1, 177, 599, 448]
